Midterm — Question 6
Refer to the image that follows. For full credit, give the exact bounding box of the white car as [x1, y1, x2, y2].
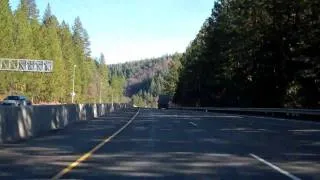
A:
[1, 96, 32, 106]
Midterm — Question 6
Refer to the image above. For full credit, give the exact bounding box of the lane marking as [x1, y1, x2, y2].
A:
[189, 122, 198, 127]
[289, 129, 320, 133]
[249, 153, 301, 180]
[51, 110, 140, 180]
[241, 115, 319, 125]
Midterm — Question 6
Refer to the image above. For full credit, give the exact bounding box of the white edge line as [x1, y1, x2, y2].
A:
[249, 153, 301, 180]
[242, 114, 318, 124]
[189, 122, 197, 127]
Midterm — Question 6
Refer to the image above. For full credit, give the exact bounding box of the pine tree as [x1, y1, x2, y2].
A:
[163, 54, 182, 96]
[11, 0, 34, 95]
[0, 0, 15, 57]
[42, 3, 52, 25]
[99, 53, 106, 65]
[58, 21, 77, 102]
[14, 0, 33, 58]
[24, 0, 39, 20]
[41, 4, 66, 102]
[0, 0, 16, 95]
[110, 76, 126, 103]
[72, 16, 88, 101]
[22, 0, 43, 102]
[83, 29, 91, 58]
[98, 53, 110, 102]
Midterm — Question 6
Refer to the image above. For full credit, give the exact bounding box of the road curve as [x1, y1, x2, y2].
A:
[0, 108, 319, 179]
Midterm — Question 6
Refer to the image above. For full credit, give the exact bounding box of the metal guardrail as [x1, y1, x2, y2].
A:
[171, 106, 320, 120]
[175, 107, 320, 115]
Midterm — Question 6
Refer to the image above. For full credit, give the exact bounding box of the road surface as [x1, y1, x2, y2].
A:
[0, 108, 319, 179]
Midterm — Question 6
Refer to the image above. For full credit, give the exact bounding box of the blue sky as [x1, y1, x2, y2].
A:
[9, 0, 214, 64]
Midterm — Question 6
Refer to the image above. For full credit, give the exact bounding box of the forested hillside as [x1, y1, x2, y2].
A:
[109, 53, 181, 107]
[3, 0, 316, 108]
[174, 0, 320, 108]
[0, 0, 125, 104]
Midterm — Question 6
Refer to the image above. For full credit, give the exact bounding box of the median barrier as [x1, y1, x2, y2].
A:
[0, 103, 130, 143]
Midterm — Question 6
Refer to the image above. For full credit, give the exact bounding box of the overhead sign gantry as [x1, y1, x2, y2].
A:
[0, 58, 53, 72]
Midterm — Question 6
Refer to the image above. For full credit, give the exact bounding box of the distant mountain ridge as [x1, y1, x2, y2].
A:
[108, 56, 172, 97]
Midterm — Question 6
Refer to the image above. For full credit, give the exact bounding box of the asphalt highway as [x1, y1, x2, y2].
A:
[0, 108, 319, 179]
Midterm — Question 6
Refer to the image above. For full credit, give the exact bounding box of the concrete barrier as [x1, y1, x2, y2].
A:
[0, 103, 129, 144]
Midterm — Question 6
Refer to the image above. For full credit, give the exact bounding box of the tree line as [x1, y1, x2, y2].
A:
[174, 0, 320, 108]
[0, 0, 125, 104]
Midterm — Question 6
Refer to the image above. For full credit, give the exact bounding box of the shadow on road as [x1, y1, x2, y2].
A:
[0, 109, 136, 179]
[0, 109, 319, 179]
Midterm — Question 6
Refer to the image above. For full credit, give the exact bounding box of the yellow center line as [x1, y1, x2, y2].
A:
[51, 109, 140, 180]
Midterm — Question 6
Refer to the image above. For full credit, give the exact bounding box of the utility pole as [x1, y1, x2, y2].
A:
[72, 65, 76, 103]
[110, 92, 114, 111]
[99, 81, 102, 104]
[112, 92, 114, 107]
